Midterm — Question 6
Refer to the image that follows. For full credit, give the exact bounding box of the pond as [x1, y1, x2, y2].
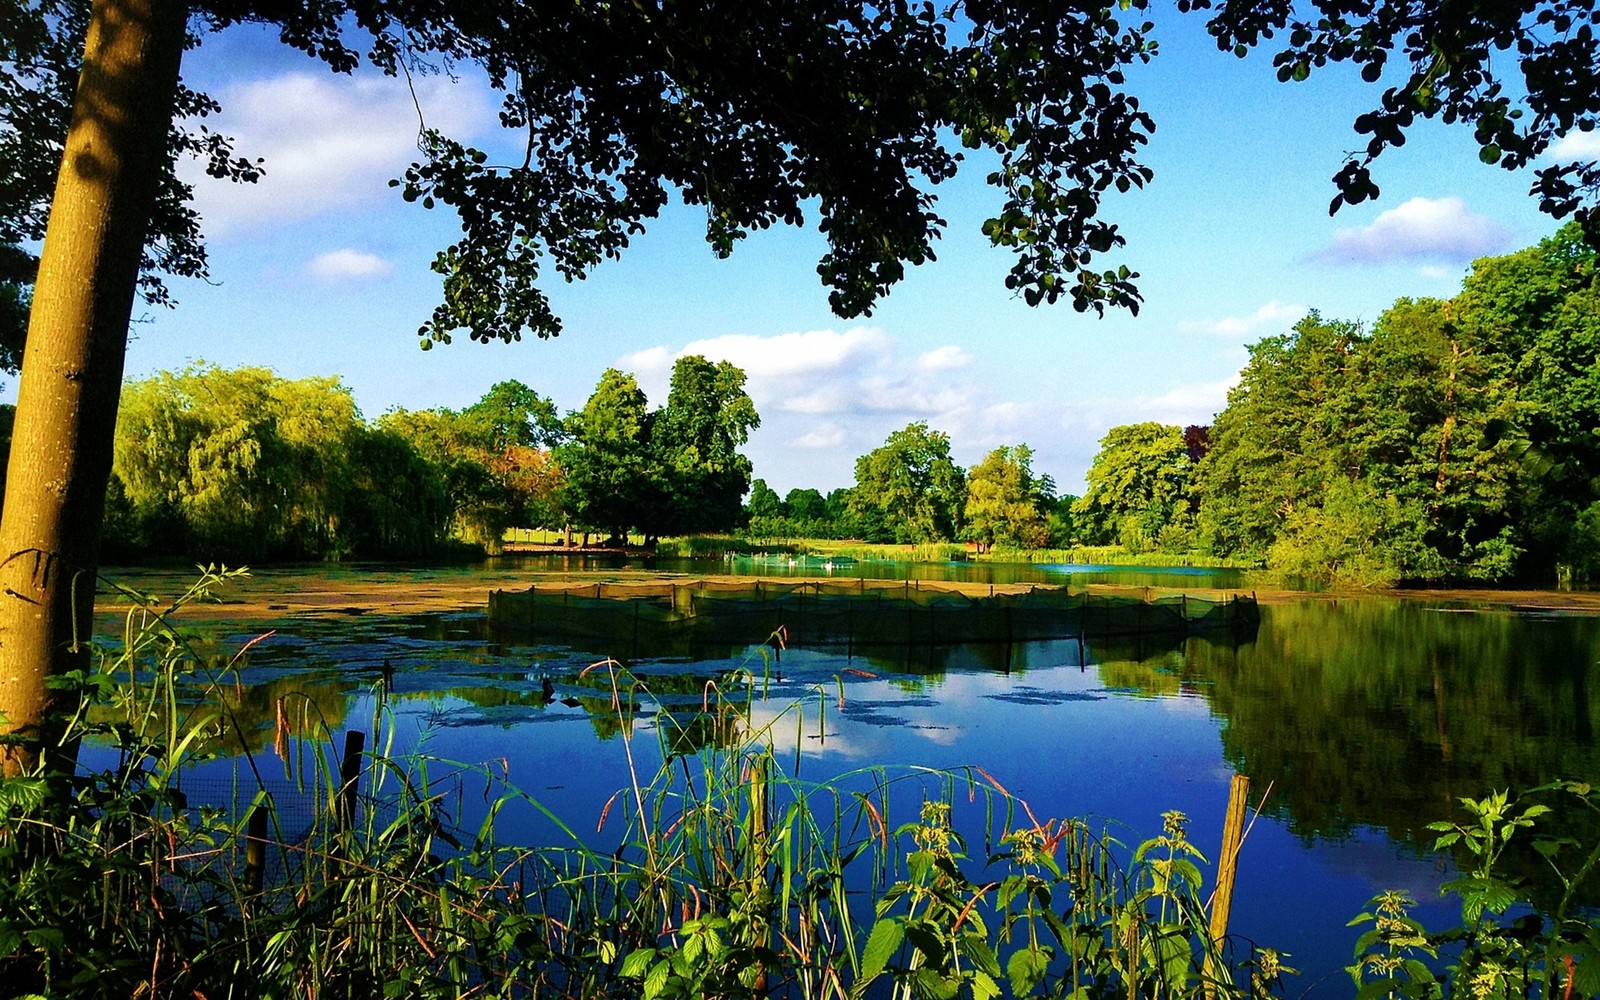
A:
[91, 559, 1600, 995]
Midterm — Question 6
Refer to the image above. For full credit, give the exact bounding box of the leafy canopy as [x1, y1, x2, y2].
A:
[962, 444, 1051, 550]
[1191, 224, 1600, 584]
[849, 422, 966, 544]
[0, 0, 266, 369]
[1073, 422, 1193, 550]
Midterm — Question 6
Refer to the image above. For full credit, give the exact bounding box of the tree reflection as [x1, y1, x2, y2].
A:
[1178, 600, 1600, 906]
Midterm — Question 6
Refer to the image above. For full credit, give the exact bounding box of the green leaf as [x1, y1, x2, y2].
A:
[1402, 958, 1438, 979]
[0, 777, 48, 813]
[1169, 858, 1204, 891]
[1008, 945, 1050, 997]
[860, 916, 904, 982]
[620, 947, 656, 979]
[1351, 928, 1382, 957]
[1354, 978, 1406, 1000]
[959, 935, 1003, 979]
[971, 969, 1002, 1000]
[996, 874, 1025, 910]
[914, 968, 962, 1000]
[644, 957, 671, 1000]
[23, 927, 64, 950]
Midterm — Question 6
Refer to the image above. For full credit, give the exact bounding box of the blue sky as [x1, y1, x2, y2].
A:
[19, 10, 1597, 495]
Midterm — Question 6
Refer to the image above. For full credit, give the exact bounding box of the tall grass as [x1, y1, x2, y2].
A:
[982, 546, 1257, 568]
[653, 534, 779, 557]
[4, 569, 1597, 997]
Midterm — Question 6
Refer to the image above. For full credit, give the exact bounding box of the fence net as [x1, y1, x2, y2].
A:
[488, 580, 1259, 649]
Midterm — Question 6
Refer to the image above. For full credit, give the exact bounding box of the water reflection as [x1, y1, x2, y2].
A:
[84, 577, 1600, 993]
[1190, 601, 1600, 840]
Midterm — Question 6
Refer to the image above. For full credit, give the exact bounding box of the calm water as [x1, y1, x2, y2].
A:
[94, 560, 1600, 995]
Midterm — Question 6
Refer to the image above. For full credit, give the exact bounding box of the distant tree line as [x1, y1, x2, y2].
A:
[63, 354, 758, 562]
[746, 424, 1076, 551]
[1072, 223, 1600, 586]
[15, 223, 1587, 582]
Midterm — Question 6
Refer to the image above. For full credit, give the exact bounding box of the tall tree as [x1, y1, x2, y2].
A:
[112, 365, 384, 559]
[648, 356, 759, 539]
[848, 423, 966, 543]
[1195, 314, 1356, 561]
[784, 488, 828, 524]
[458, 380, 562, 452]
[961, 444, 1050, 552]
[1073, 422, 1194, 551]
[377, 381, 560, 552]
[1453, 222, 1600, 571]
[747, 480, 783, 521]
[558, 369, 654, 545]
[0, 0, 190, 772]
[1192, 232, 1600, 585]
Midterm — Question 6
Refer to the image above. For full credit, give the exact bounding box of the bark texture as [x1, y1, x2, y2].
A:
[0, 0, 187, 774]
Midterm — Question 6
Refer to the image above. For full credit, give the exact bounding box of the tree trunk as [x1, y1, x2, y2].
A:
[0, 0, 187, 776]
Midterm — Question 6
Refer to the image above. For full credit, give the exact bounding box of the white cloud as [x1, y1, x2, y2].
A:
[1134, 378, 1237, 423]
[306, 248, 394, 281]
[792, 424, 847, 449]
[915, 345, 973, 372]
[182, 71, 495, 234]
[854, 377, 970, 415]
[616, 328, 1238, 496]
[1547, 132, 1600, 162]
[781, 385, 856, 415]
[1312, 196, 1509, 265]
[1179, 300, 1306, 338]
[674, 328, 893, 378]
[615, 345, 676, 374]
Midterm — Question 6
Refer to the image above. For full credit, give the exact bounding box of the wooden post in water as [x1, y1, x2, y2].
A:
[244, 806, 268, 896]
[338, 730, 365, 831]
[1205, 773, 1252, 997]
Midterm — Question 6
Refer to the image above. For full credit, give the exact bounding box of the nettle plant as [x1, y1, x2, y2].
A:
[1350, 783, 1600, 1000]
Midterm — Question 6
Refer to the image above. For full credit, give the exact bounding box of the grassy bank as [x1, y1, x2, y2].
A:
[978, 545, 1258, 568]
[660, 534, 1252, 568]
[654, 535, 970, 561]
[503, 529, 1255, 569]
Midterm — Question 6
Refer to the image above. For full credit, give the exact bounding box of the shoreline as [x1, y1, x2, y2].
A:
[90, 564, 1600, 622]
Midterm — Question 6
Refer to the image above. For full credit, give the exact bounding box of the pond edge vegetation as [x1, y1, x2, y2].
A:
[4, 569, 1600, 998]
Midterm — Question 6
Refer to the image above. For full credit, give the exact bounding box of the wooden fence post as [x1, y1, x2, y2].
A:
[1205, 773, 1252, 997]
[338, 730, 365, 831]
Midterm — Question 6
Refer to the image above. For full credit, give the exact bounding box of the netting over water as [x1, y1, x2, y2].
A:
[488, 580, 1259, 649]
